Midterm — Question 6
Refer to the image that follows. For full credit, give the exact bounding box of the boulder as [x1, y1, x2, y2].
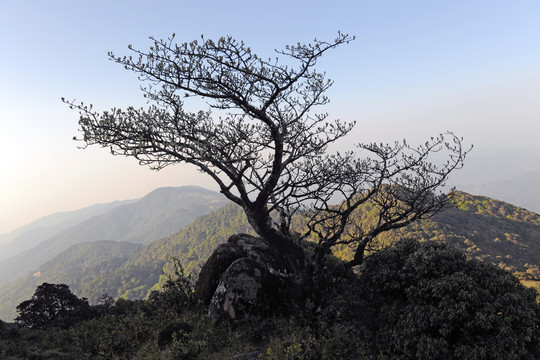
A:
[194, 242, 245, 305]
[194, 233, 309, 321]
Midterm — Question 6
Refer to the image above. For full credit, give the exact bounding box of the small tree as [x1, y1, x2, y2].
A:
[15, 283, 91, 329]
[64, 33, 468, 269]
[150, 257, 195, 316]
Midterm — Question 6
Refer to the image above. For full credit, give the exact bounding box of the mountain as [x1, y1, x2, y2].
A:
[0, 186, 228, 286]
[334, 191, 540, 290]
[0, 199, 136, 262]
[0, 202, 251, 321]
[79, 202, 253, 303]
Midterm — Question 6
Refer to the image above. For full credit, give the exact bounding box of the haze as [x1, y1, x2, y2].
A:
[1, 1, 540, 235]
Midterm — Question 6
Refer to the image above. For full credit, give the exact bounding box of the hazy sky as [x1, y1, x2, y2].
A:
[1, 1, 540, 234]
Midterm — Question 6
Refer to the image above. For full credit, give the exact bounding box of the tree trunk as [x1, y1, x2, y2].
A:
[243, 205, 309, 291]
[346, 236, 372, 268]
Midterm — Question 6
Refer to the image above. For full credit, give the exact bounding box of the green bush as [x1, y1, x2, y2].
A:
[358, 238, 540, 359]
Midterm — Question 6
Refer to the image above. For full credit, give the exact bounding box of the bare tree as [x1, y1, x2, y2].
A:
[64, 33, 468, 269]
[300, 135, 467, 268]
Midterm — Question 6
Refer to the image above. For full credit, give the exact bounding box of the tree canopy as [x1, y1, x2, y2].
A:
[64, 33, 468, 266]
[15, 283, 91, 329]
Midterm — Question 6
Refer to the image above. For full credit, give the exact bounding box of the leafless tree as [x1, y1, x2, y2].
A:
[64, 33, 468, 269]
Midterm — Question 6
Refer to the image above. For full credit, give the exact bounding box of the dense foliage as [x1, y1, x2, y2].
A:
[358, 239, 540, 359]
[2, 239, 538, 359]
[15, 283, 92, 330]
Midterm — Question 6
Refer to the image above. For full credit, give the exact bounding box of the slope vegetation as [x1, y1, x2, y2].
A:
[0, 241, 141, 321]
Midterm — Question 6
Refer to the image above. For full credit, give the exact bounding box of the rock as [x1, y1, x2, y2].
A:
[195, 233, 309, 322]
[194, 242, 245, 305]
[209, 257, 280, 321]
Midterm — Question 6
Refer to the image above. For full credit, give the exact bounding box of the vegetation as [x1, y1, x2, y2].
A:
[15, 283, 92, 330]
[358, 239, 540, 359]
[360, 191, 540, 291]
[0, 241, 141, 322]
[2, 239, 538, 359]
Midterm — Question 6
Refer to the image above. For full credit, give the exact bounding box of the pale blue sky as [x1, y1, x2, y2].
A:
[1, 1, 540, 234]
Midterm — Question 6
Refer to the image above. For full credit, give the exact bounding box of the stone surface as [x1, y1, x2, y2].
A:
[209, 258, 272, 321]
[194, 242, 244, 305]
[195, 233, 308, 322]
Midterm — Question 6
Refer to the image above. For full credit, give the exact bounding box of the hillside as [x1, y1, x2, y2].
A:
[79, 202, 253, 303]
[0, 241, 142, 321]
[0, 186, 227, 286]
[361, 191, 540, 288]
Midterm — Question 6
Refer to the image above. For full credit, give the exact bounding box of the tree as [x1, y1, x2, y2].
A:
[63, 33, 468, 268]
[15, 283, 91, 329]
[359, 239, 540, 359]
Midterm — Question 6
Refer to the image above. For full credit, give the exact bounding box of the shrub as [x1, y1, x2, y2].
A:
[359, 239, 540, 359]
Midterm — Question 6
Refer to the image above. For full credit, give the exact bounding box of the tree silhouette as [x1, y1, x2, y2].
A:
[16, 283, 91, 329]
[64, 33, 468, 268]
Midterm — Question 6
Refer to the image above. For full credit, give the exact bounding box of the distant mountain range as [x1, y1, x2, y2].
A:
[0, 199, 137, 262]
[0, 187, 539, 321]
[0, 186, 228, 287]
[448, 150, 540, 213]
[0, 202, 250, 321]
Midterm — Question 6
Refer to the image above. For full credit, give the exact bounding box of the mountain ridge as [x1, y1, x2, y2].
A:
[0, 199, 137, 262]
[0, 186, 227, 287]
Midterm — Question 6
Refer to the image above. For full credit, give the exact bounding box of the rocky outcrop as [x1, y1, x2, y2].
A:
[194, 234, 309, 321]
[194, 242, 245, 306]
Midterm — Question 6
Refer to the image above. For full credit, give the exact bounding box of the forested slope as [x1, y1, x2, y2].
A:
[0, 187, 227, 286]
[79, 202, 254, 302]
[0, 241, 141, 321]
